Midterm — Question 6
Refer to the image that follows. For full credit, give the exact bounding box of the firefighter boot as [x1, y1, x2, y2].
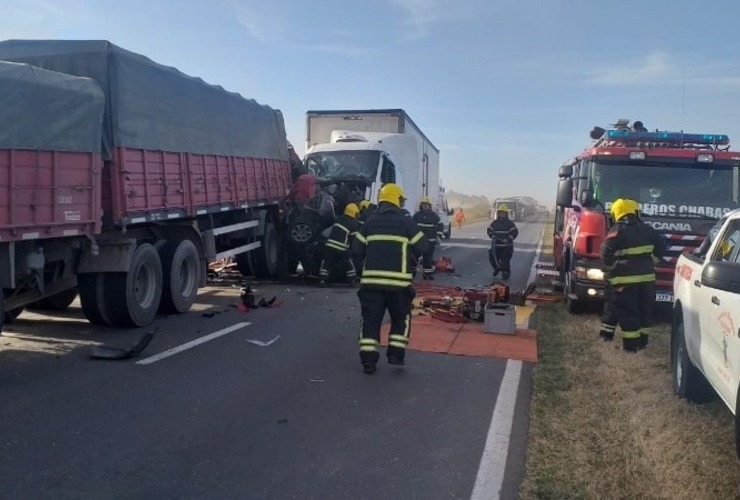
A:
[622, 335, 642, 353]
[599, 322, 616, 342]
[638, 332, 649, 350]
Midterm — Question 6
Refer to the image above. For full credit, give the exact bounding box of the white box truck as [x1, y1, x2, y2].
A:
[304, 109, 440, 212]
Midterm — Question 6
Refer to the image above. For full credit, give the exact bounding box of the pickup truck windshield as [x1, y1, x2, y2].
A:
[591, 162, 740, 218]
[304, 150, 380, 182]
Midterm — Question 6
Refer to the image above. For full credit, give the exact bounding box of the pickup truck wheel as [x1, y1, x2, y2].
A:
[672, 319, 714, 403]
[105, 243, 163, 327]
[78, 274, 112, 326]
[31, 288, 78, 311]
[444, 224, 451, 239]
[159, 239, 200, 314]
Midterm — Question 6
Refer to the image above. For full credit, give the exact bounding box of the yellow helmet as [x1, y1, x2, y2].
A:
[359, 200, 370, 210]
[498, 203, 509, 211]
[344, 203, 360, 219]
[378, 183, 406, 208]
[624, 199, 640, 216]
[610, 198, 636, 221]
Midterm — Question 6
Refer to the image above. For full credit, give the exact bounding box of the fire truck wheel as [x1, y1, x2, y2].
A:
[159, 239, 200, 314]
[105, 243, 163, 327]
[30, 288, 78, 311]
[78, 273, 112, 326]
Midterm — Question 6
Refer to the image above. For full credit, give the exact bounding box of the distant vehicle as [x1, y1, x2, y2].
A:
[492, 197, 527, 221]
[672, 209, 740, 459]
[554, 118, 740, 313]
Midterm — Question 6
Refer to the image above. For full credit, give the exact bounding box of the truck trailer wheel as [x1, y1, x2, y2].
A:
[159, 239, 200, 314]
[31, 288, 78, 311]
[249, 220, 280, 278]
[78, 274, 112, 326]
[4, 307, 23, 323]
[671, 317, 714, 403]
[105, 243, 163, 327]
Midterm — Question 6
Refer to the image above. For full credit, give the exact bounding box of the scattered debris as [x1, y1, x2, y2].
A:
[309, 376, 325, 383]
[90, 328, 158, 360]
[246, 334, 280, 347]
[435, 256, 456, 273]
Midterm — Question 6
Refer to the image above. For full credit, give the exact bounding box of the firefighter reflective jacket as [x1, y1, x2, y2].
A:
[325, 214, 359, 253]
[600, 216, 665, 285]
[352, 202, 428, 289]
[412, 210, 444, 242]
[487, 218, 519, 247]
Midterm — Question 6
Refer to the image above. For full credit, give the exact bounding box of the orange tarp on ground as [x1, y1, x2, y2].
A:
[380, 314, 538, 363]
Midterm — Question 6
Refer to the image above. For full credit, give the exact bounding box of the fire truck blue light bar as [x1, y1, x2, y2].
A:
[606, 130, 730, 145]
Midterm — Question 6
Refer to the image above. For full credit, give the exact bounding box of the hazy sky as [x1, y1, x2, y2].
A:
[5, 0, 740, 204]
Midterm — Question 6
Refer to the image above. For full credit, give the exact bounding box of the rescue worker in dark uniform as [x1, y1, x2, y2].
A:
[357, 200, 373, 228]
[599, 199, 639, 341]
[351, 183, 428, 374]
[600, 198, 665, 352]
[412, 196, 444, 280]
[486, 205, 519, 280]
[319, 203, 360, 286]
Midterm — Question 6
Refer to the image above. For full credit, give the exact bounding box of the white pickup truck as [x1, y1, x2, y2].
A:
[672, 208, 740, 458]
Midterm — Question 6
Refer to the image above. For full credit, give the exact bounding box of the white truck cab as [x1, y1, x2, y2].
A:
[672, 208, 740, 458]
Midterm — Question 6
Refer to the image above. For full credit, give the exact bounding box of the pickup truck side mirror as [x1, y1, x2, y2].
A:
[702, 261, 740, 293]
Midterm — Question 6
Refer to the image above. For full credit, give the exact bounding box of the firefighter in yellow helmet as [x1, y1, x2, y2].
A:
[600, 198, 665, 351]
[351, 183, 428, 374]
[412, 196, 444, 279]
[486, 204, 519, 280]
[319, 203, 360, 286]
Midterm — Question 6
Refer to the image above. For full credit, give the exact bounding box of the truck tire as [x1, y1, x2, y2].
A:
[0, 288, 4, 333]
[235, 252, 251, 276]
[564, 257, 584, 314]
[4, 307, 23, 323]
[671, 316, 714, 403]
[444, 224, 451, 239]
[105, 243, 163, 327]
[159, 239, 200, 314]
[78, 273, 112, 326]
[31, 288, 78, 311]
[249, 219, 279, 278]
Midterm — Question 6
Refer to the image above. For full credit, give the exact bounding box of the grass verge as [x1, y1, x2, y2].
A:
[520, 223, 740, 498]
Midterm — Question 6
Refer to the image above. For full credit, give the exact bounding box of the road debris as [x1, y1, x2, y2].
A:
[246, 334, 280, 347]
[90, 328, 158, 360]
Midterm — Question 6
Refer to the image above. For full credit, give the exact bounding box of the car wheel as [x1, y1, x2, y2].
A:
[672, 315, 714, 403]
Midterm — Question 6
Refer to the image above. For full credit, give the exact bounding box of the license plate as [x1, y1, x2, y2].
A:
[656, 293, 673, 302]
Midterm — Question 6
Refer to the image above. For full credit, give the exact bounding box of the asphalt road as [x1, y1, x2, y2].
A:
[0, 216, 545, 499]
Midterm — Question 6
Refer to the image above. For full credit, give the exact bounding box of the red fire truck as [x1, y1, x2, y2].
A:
[554, 119, 740, 313]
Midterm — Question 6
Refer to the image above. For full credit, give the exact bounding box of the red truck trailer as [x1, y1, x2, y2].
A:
[0, 40, 293, 329]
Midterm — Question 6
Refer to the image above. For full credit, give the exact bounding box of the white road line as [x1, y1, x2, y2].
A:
[136, 322, 251, 365]
[470, 359, 523, 500]
[527, 225, 547, 285]
[470, 222, 545, 500]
